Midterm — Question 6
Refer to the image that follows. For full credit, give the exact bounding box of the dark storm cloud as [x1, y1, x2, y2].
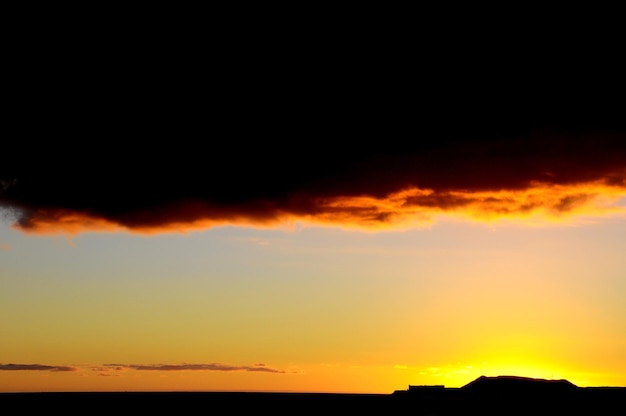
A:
[2, 25, 625, 234]
[1, 130, 625, 234]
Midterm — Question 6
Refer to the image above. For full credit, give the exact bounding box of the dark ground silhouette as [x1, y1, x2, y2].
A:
[1, 376, 624, 414]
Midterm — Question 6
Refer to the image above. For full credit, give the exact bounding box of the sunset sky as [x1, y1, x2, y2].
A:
[2, 19, 625, 393]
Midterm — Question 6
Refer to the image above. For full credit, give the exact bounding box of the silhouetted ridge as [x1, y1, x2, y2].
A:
[461, 375, 578, 396]
[3, 379, 626, 415]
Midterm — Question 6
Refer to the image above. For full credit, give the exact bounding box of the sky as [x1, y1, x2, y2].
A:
[2, 20, 626, 393]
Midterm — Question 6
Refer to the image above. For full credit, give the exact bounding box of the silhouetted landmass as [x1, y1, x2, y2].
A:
[391, 375, 626, 414]
[1, 376, 624, 415]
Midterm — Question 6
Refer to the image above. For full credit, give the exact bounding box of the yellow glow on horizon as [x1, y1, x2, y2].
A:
[2, 359, 623, 393]
[401, 358, 583, 389]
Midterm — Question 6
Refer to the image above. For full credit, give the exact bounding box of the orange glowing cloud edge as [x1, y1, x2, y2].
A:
[10, 179, 626, 236]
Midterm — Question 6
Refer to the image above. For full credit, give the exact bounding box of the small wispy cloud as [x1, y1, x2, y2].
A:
[98, 362, 285, 374]
[1, 361, 286, 375]
[128, 363, 284, 373]
[244, 237, 271, 246]
[0, 363, 77, 372]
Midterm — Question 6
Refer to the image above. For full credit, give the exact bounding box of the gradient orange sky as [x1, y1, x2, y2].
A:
[2, 21, 626, 393]
[1, 202, 626, 393]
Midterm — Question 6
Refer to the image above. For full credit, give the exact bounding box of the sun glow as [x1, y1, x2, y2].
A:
[410, 359, 574, 389]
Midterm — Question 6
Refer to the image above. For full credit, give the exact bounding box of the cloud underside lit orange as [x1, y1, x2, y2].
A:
[10, 180, 626, 235]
